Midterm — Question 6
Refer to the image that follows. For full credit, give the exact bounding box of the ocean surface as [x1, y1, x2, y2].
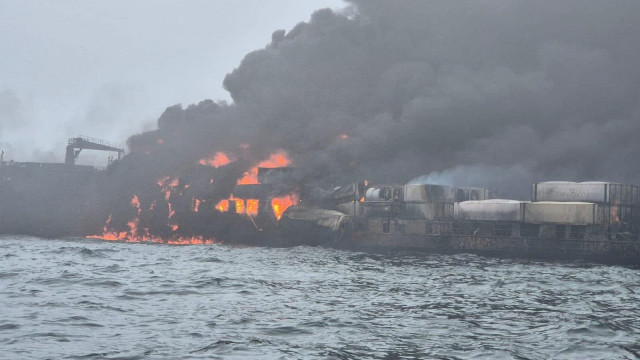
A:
[0, 236, 639, 360]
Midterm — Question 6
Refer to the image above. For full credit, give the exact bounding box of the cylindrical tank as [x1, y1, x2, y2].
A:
[365, 187, 392, 202]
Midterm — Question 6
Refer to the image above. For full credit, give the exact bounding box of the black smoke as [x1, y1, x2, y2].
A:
[116, 1, 640, 201]
[69, 0, 640, 240]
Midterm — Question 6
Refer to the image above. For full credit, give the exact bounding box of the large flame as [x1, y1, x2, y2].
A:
[237, 150, 291, 185]
[214, 150, 295, 219]
[199, 151, 234, 168]
[271, 193, 299, 220]
[91, 149, 295, 244]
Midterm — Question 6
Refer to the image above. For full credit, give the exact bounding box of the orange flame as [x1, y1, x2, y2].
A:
[157, 177, 180, 201]
[87, 182, 217, 245]
[88, 232, 215, 245]
[199, 151, 234, 168]
[271, 193, 299, 220]
[192, 198, 201, 212]
[215, 199, 229, 212]
[246, 199, 259, 216]
[168, 203, 176, 219]
[130, 195, 141, 211]
[234, 199, 245, 214]
[237, 150, 291, 185]
[157, 176, 179, 187]
[88, 211, 214, 245]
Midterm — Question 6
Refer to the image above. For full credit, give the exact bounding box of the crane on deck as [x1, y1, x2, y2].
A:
[65, 136, 125, 166]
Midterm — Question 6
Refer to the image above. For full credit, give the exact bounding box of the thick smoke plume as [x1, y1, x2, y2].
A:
[63, 0, 640, 240]
[116, 0, 640, 201]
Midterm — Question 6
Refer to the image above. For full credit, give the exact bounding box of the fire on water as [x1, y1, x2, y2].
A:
[87, 233, 216, 245]
[87, 207, 217, 245]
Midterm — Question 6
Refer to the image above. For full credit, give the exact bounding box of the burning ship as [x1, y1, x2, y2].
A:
[2, 1, 640, 267]
[3, 135, 638, 265]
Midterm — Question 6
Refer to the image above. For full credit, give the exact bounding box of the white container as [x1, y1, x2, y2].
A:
[524, 201, 598, 225]
[454, 200, 527, 222]
[405, 202, 454, 220]
[533, 181, 639, 205]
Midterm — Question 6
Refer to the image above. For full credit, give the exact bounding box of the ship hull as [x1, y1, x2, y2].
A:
[343, 231, 640, 266]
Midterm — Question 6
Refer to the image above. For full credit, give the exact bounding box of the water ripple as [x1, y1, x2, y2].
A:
[0, 236, 639, 359]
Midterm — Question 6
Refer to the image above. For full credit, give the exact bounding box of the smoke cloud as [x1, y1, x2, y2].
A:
[27, 0, 634, 241]
[118, 0, 640, 201]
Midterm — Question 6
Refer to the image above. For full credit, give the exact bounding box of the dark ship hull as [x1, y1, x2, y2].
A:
[0, 162, 107, 238]
[344, 222, 640, 265]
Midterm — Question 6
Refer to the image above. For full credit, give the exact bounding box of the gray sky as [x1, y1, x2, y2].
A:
[0, 0, 345, 164]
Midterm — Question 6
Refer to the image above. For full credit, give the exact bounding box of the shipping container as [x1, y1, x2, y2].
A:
[404, 184, 495, 203]
[533, 181, 639, 206]
[404, 202, 454, 220]
[454, 200, 528, 222]
[524, 202, 598, 225]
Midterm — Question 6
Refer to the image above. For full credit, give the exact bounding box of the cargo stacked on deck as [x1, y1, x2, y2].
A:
[402, 184, 497, 221]
[532, 181, 640, 226]
[349, 184, 497, 239]
[347, 179, 640, 263]
[452, 199, 604, 240]
[454, 200, 600, 225]
[450, 182, 640, 238]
